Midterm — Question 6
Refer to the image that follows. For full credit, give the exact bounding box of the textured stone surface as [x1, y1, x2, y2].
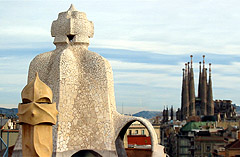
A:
[13, 5, 165, 157]
[51, 4, 94, 45]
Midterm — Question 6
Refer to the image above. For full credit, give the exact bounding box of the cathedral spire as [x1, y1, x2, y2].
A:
[209, 63, 212, 77]
[163, 106, 165, 122]
[207, 63, 214, 115]
[201, 55, 207, 116]
[203, 55, 205, 69]
[188, 62, 190, 99]
[198, 62, 202, 98]
[189, 55, 196, 116]
[190, 55, 193, 68]
[166, 106, 169, 122]
[181, 68, 185, 120]
[188, 62, 190, 84]
[171, 105, 174, 120]
[182, 63, 190, 120]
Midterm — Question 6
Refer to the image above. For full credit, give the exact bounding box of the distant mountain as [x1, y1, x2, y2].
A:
[235, 105, 240, 114]
[132, 111, 161, 119]
[0, 107, 18, 118]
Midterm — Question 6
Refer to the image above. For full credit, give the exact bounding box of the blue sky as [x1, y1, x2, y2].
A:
[1, 0, 240, 113]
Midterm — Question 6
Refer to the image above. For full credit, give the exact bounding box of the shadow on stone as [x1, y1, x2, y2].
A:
[72, 150, 102, 157]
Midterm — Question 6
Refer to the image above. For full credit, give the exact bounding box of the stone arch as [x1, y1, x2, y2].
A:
[115, 117, 158, 157]
[71, 149, 102, 157]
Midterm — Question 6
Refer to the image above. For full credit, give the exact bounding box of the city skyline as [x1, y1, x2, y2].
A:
[1, 0, 240, 113]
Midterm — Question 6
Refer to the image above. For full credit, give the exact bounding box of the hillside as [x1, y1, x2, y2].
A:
[0, 105, 239, 119]
[235, 105, 240, 114]
[0, 107, 18, 118]
[132, 111, 161, 119]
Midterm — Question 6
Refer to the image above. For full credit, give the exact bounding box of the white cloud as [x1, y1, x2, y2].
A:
[213, 74, 240, 89]
[1, 1, 240, 55]
[109, 60, 181, 73]
[0, 104, 18, 109]
[108, 60, 182, 88]
[109, 59, 240, 91]
[92, 39, 240, 55]
[0, 26, 49, 37]
[213, 62, 240, 74]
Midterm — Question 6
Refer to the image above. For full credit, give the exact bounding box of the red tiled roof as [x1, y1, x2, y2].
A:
[225, 139, 240, 149]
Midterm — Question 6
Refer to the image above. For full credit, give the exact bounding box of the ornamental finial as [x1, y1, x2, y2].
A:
[51, 5, 94, 46]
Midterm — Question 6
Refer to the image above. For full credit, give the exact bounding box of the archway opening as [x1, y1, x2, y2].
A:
[115, 120, 153, 157]
[71, 149, 102, 157]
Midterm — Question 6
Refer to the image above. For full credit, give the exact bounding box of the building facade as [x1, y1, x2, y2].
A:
[125, 121, 161, 144]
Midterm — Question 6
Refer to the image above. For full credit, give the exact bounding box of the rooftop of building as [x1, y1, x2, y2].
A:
[195, 135, 226, 142]
[180, 121, 215, 132]
[225, 139, 240, 149]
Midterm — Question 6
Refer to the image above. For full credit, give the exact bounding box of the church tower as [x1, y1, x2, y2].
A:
[200, 55, 207, 115]
[166, 106, 169, 122]
[170, 105, 174, 120]
[182, 63, 190, 120]
[207, 63, 214, 115]
[189, 55, 196, 116]
[198, 62, 202, 99]
[181, 68, 185, 120]
[180, 55, 214, 118]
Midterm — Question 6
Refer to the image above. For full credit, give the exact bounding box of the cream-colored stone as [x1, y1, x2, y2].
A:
[13, 4, 166, 157]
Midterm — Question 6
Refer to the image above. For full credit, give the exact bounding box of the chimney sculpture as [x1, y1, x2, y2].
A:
[13, 5, 166, 157]
[17, 73, 58, 157]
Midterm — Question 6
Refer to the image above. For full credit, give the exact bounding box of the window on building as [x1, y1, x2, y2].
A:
[129, 130, 132, 135]
[180, 139, 190, 146]
[206, 145, 211, 152]
[195, 144, 201, 150]
[141, 130, 145, 135]
[180, 148, 189, 154]
[135, 130, 138, 135]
